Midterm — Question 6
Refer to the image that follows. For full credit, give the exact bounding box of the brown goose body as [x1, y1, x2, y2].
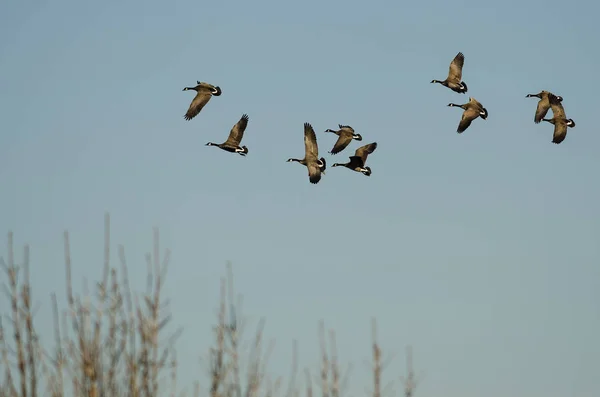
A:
[526, 90, 563, 124]
[182, 81, 222, 121]
[542, 93, 575, 144]
[431, 52, 468, 94]
[324, 124, 363, 154]
[448, 97, 488, 133]
[206, 114, 250, 156]
[287, 122, 327, 184]
[331, 142, 378, 176]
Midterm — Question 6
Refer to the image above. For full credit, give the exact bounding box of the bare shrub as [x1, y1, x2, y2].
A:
[0, 213, 418, 397]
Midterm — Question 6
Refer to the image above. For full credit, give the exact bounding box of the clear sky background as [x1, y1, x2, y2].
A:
[1, 0, 599, 396]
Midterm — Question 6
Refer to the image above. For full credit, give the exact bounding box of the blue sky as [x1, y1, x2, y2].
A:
[1, 0, 599, 396]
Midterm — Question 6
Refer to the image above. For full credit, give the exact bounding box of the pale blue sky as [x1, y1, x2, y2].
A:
[1, 0, 599, 396]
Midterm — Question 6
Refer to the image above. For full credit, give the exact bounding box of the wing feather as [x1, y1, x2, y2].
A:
[304, 122, 319, 160]
[552, 123, 567, 144]
[354, 142, 378, 164]
[184, 88, 213, 120]
[534, 98, 551, 123]
[457, 107, 478, 133]
[549, 94, 566, 120]
[338, 124, 354, 132]
[329, 133, 353, 154]
[448, 52, 465, 82]
[224, 114, 249, 146]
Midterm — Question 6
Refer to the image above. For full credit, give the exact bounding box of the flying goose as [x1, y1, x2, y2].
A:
[331, 142, 378, 176]
[287, 122, 327, 184]
[325, 124, 363, 155]
[182, 81, 222, 120]
[542, 93, 575, 144]
[526, 90, 563, 124]
[431, 52, 468, 94]
[205, 114, 250, 156]
[448, 97, 488, 133]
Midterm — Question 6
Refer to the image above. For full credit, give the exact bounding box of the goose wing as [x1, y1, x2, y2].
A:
[457, 107, 479, 133]
[184, 87, 214, 120]
[338, 124, 355, 133]
[548, 93, 566, 120]
[329, 131, 353, 154]
[304, 122, 319, 161]
[224, 114, 249, 146]
[552, 122, 567, 144]
[534, 97, 551, 124]
[354, 142, 378, 165]
[447, 52, 465, 83]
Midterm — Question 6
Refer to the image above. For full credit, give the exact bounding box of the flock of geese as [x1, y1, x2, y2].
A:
[430, 52, 575, 140]
[181, 52, 577, 185]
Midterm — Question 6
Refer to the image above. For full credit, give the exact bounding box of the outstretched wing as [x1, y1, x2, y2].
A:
[457, 107, 479, 133]
[329, 133, 353, 155]
[548, 93, 566, 120]
[552, 122, 567, 144]
[354, 142, 378, 164]
[224, 114, 249, 146]
[184, 88, 213, 120]
[534, 98, 551, 124]
[448, 52, 465, 82]
[304, 122, 319, 161]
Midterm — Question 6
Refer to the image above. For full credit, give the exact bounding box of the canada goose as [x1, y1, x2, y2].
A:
[205, 114, 250, 156]
[431, 52, 468, 94]
[325, 124, 363, 154]
[447, 97, 488, 133]
[182, 81, 222, 120]
[287, 123, 327, 184]
[331, 142, 378, 176]
[542, 93, 575, 144]
[526, 91, 563, 124]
